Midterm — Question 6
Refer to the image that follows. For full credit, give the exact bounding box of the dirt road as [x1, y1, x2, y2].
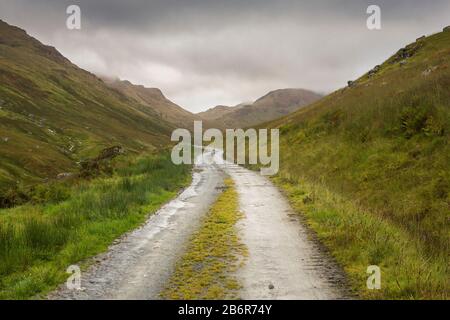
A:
[215, 151, 348, 299]
[50, 150, 348, 299]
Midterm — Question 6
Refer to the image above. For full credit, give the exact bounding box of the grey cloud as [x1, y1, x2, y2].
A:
[1, 0, 449, 112]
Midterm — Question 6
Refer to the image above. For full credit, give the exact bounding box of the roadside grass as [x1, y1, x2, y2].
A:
[0, 152, 191, 299]
[246, 30, 450, 299]
[161, 178, 247, 300]
[273, 176, 449, 299]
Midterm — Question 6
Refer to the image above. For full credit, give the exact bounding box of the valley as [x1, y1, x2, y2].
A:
[50, 150, 350, 300]
[0, 17, 448, 301]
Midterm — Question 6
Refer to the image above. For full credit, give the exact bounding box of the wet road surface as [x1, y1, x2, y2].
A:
[50, 150, 349, 299]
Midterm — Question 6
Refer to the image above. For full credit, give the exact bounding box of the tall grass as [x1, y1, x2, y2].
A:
[247, 30, 450, 299]
[0, 152, 191, 299]
[272, 31, 450, 257]
[274, 176, 449, 299]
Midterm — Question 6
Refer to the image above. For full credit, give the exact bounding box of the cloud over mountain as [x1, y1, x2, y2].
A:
[1, 0, 449, 112]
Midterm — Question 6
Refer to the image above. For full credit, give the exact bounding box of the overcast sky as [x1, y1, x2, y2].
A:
[0, 0, 449, 112]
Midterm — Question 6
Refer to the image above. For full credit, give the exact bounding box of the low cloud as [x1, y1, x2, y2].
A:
[1, 0, 449, 112]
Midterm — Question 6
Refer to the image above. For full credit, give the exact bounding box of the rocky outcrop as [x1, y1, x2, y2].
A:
[56, 172, 74, 180]
[95, 146, 125, 161]
[416, 36, 426, 42]
[391, 41, 423, 64]
[368, 65, 381, 78]
[80, 146, 125, 178]
[422, 66, 438, 76]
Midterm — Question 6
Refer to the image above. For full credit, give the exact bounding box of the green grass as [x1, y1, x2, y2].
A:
[272, 30, 450, 255]
[249, 29, 450, 299]
[160, 178, 247, 300]
[274, 176, 448, 299]
[218, 29, 450, 300]
[0, 20, 175, 191]
[0, 152, 191, 299]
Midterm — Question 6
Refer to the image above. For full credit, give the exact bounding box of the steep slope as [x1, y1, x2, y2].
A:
[103, 78, 204, 129]
[0, 20, 175, 190]
[198, 88, 322, 128]
[264, 28, 450, 297]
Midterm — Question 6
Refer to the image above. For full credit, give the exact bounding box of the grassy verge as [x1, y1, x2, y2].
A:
[161, 178, 247, 300]
[0, 152, 191, 299]
[255, 31, 450, 299]
[273, 176, 449, 299]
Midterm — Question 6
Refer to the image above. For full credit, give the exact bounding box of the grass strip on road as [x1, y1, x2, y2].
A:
[161, 178, 247, 300]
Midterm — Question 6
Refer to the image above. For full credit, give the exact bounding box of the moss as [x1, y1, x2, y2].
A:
[160, 178, 247, 300]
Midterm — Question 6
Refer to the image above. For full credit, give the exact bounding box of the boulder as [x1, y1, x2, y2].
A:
[422, 66, 438, 76]
[416, 36, 426, 42]
[56, 172, 74, 180]
[95, 146, 125, 161]
[399, 48, 410, 59]
[391, 42, 422, 64]
[368, 65, 381, 78]
[79, 146, 126, 178]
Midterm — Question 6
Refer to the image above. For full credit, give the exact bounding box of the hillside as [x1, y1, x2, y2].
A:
[0, 20, 178, 191]
[197, 105, 238, 122]
[264, 28, 450, 298]
[103, 78, 204, 129]
[198, 88, 322, 129]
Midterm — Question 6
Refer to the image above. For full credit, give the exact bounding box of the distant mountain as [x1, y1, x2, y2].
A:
[197, 105, 236, 122]
[198, 88, 322, 128]
[0, 20, 179, 190]
[103, 78, 204, 129]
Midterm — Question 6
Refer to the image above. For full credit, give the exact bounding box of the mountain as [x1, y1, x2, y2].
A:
[197, 105, 237, 122]
[266, 28, 450, 273]
[0, 20, 180, 190]
[103, 78, 204, 129]
[198, 88, 322, 129]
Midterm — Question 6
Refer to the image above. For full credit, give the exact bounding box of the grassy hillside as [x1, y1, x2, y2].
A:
[198, 88, 322, 129]
[103, 78, 207, 130]
[266, 28, 450, 298]
[0, 20, 176, 191]
[0, 21, 196, 299]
